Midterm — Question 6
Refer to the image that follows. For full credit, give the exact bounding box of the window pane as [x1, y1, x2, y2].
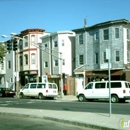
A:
[95, 83, 105, 89]
[31, 54, 35, 64]
[104, 52, 108, 63]
[95, 31, 99, 40]
[103, 29, 109, 40]
[55, 60, 58, 66]
[79, 34, 83, 44]
[95, 53, 98, 64]
[30, 84, 37, 89]
[79, 55, 84, 65]
[116, 51, 120, 61]
[44, 61, 48, 67]
[24, 36, 28, 47]
[107, 82, 121, 88]
[115, 28, 119, 38]
[54, 41, 58, 47]
[127, 29, 130, 40]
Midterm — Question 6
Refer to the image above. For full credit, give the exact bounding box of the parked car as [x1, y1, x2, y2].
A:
[19, 82, 58, 99]
[77, 80, 130, 103]
[0, 87, 16, 97]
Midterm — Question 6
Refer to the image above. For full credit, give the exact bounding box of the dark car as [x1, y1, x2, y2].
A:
[0, 87, 16, 97]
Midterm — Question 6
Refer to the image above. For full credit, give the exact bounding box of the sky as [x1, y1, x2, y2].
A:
[0, 0, 130, 41]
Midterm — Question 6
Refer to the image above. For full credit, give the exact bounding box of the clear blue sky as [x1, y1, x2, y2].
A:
[0, 0, 130, 41]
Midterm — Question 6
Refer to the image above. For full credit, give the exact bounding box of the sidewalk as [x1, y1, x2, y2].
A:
[0, 95, 130, 130]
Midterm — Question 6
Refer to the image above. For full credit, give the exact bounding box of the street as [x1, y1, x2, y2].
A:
[0, 114, 96, 130]
[0, 97, 130, 115]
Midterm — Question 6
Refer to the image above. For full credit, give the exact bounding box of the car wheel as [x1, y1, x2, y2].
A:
[19, 93, 24, 99]
[111, 95, 119, 103]
[78, 94, 86, 102]
[0, 93, 3, 97]
[38, 93, 43, 99]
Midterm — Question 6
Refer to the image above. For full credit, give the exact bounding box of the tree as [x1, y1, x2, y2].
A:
[0, 42, 7, 63]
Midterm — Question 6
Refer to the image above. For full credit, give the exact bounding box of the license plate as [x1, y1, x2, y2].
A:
[53, 90, 56, 93]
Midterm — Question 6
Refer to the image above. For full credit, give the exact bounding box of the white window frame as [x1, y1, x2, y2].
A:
[31, 53, 36, 64]
[54, 60, 58, 66]
[44, 61, 48, 68]
[54, 41, 58, 47]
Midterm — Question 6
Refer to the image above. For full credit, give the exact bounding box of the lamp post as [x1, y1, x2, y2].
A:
[2, 33, 22, 96]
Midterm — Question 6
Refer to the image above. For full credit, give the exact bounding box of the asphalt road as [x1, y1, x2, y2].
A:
[0, 97, 130, 115]
[0, 114, 96, 130]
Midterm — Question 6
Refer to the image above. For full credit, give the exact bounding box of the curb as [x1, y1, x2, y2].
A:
[0, 112, 117, 130]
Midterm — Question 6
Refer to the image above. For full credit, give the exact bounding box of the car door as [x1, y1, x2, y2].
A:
[29, 83, 37, 96]
[93, 82, 108, 98]
[22, 84, 29, 96]
[84, 82, 94, 99]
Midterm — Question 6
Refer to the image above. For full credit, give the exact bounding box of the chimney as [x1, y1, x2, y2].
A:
[84, 18, 87, 28]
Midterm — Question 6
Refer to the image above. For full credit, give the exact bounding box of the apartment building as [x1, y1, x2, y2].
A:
[40, 31, 75, 92]
[73, 19, 130, 87]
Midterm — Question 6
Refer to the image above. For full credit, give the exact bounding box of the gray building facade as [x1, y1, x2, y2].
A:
[73, 19, 130, 84]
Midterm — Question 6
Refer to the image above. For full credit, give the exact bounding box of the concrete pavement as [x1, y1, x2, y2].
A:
[0, 95, 130, 130]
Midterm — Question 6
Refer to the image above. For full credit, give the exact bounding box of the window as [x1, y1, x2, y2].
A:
[127, 29, 130, 40]
[30, 84, 37, 89]
[44, 61, 48, 67]
[31, 53, 36, 64]
[127, 50, 130, 63]
[103, 52, 108, 63]
[45, 44, 47, 47]
[79, 34, 83, 44]
[95, 31, 99, 40]
[62, 40, 64, 46]
[19, 56, 23, 66]
[24, 36, 28, 47]
[63, 59, 65, 65]
[95, 83, 105, 89]
[0, 77, 1, 84]
[1, 62, 4, 70]
[125, 82, 130, 88]
[115, 28, 119, 38]
[37, 84, 46, 88]
[95, 53, 98, 64]
[115, 51, 120, 62]
[8, 61, 11, 69]
[103, 29, 109, 40]
[107, 82, 121, 88]
[54, 41, 58, 47]
[31, 35, 35, 42]
[85, 83, 93, 89]
[23, 84, 29, 89]
[19, 40, 23, 50]
[54, 60, 58, 66]
[53, 84, 57, 89]
[79, 55, 84, 65]
[24, 55, 28, 65]
[49, 84, 52, 88]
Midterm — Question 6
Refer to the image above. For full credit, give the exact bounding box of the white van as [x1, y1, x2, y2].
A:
[77, 80, 130, 103]
[19, 82, 58, 99]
